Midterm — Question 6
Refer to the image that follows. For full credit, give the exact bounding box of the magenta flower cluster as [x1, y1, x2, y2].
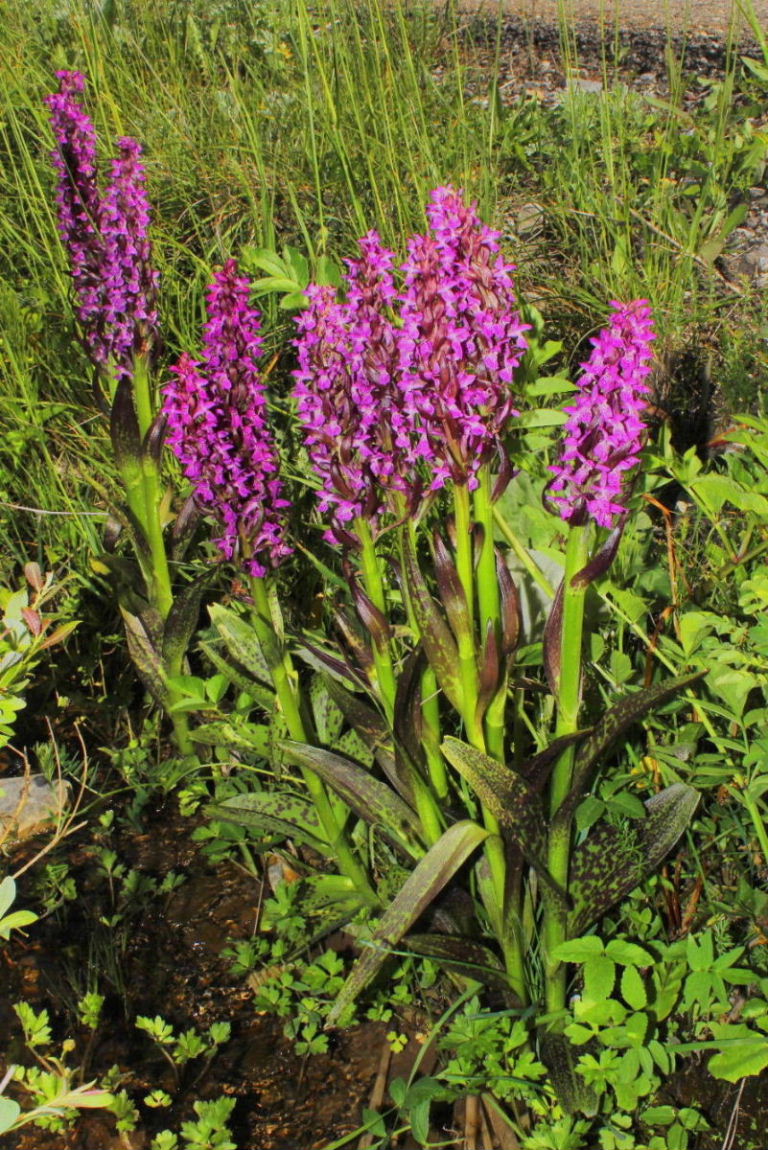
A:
[548, 300, 656, 528]
[293, 187, 530, 539]
[293, 233, 408, 543]
[163, 259, 292, 577]
[45, 71, 158, 378]
[397, 186, 529, 491]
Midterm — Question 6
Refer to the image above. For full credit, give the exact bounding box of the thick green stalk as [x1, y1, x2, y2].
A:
[473, 466, 504, 759]
[400, 518, 448, 805]
[251, 577, 376, 904]
[545, 524, 590, 1016]
[114, 357, 192, 756]
[355, 517, 397, 723]
[133, 355, 173, 621]
[452, 484, 482, 746]
[453, 484, 525, 1000]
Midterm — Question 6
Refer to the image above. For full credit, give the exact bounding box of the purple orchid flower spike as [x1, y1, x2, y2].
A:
[548, 299, 656, 528]
[45, 71, 159, 378]
[293, 230, 415, 544]
[396, 186, 529, 493]
[163, 259, 292, 576]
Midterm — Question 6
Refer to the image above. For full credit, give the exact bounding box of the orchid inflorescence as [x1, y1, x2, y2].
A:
[547, 299, 656, 528]
[46, 67, 656, 561]
[163, 260, 292, 577]
[46, 71, 158, 379]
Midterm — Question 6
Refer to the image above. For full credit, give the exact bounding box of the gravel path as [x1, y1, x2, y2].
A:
[454, 0, 767, 37]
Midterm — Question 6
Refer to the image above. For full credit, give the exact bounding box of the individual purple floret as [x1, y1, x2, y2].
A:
[163, 259, 292, 577]
[548, 300, 656, 528]
[396, 186, 529, 491]
[45, 72, 159, 377]
[99, 138, 160, 376]
[294, 231, 412, 543]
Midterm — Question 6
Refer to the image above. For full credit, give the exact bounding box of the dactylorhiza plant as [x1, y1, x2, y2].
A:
[293, 191, 531, 962]
[287, 215, 700, 1076]
[543, 300, 658, 1019]
[163, 260, 375, 902]
[45, 71, 192, 754]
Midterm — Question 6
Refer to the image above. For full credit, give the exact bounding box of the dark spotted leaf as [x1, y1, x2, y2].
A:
[569, 783, 700, 934]
[279, 741, 422, 857]
[162, 571, 214, 669]
[209, 603, 272, 686]
[570, 522, 625, 589]
[441, 737, 566, 908]
[192, 720, 269, 755]
[110, 376, 141, 472]
[325, 820, 489, 1027]
[543, 578, 565, 695]
[142, 411, 167, 466]
[309, 675, 345, 745]
[209, 790, 329, 853]
[497, 549, 521, 657]
[197, 640, 275, 712]
[120, 605, 167, 706]
[171, 494, 202, 561]
[557, 672, 707, 825]
[404, 933, 511, 993]
[432, 532, 470, 643]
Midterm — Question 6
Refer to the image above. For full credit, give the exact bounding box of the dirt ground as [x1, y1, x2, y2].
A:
[452, 0, 768, 36]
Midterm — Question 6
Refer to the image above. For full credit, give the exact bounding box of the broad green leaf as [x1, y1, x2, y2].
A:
[0, 875, 15, 918]
[605, 940, 654, 966]
[0, 1097, 20, 1134]
[708, 1032, 768, 1082]
[569, 783, 700, 934]
[441, 737, 565, 906]
[0, 909, 38, 940]
[621, 965, 648, 1010]
[325, 821, 488, 1027]
[551, 936, 604, 962]
[209, 790, 330, 853]
[279, 741, 421, 857]
[583, 955, 616, 1000]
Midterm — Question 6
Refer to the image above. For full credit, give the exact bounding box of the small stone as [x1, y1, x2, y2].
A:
[515, 202, 545, 237]
[568, 77, 603, 95]
[0, 775, 70, 842]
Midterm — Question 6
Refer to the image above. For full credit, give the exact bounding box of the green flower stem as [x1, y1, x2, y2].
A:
[473, 466, 505, 759]
[355, 517, 397, 723]
[452, 484, 482, 745]
[132, 356, 173, 621]
[545, 523, 590, 1015]
[473, 466, 501, 640]
[400, 517, 448, 805]
[251, 577, 376, 905]
[420, 663, 448, 800]
[113, 357, 191, 757]
[453, 484, 525, 1000]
